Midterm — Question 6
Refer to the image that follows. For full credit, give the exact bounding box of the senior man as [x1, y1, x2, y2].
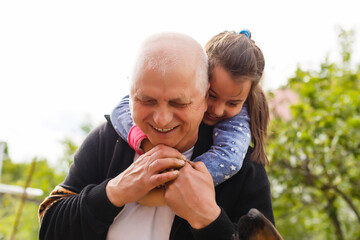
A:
[38, 32, 274, 240]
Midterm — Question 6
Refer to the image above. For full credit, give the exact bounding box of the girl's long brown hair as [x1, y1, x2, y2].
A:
[205, 31, 269, 165]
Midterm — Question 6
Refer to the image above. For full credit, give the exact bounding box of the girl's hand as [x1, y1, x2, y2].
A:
[137, 188, 166, 206]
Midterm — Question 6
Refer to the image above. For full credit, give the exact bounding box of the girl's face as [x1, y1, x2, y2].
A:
[203, 66, 252, 126]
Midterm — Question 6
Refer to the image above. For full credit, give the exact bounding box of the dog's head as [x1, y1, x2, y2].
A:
[236, 208, 283, 240]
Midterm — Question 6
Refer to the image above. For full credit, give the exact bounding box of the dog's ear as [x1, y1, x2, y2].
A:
[237, 208, 283, 240]
[237, 209, 265, 240]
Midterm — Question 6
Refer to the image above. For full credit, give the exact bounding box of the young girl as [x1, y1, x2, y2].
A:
[111, 30, 269, 203]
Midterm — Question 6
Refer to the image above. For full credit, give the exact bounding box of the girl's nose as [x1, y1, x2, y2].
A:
[211, 101, 225, 117]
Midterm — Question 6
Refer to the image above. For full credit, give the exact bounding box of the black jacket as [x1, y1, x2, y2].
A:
[39, 116, 274, 240]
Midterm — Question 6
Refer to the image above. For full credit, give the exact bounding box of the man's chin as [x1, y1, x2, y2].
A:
[147, 138, 177, 149]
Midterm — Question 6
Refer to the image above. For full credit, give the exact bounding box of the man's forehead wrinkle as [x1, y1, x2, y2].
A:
[136, 91, 191, 102]
[142, 52, 180, 75]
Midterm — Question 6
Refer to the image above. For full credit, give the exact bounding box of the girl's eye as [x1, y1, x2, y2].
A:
[228, 102, 238, 107]
[209, 93, 216, 99]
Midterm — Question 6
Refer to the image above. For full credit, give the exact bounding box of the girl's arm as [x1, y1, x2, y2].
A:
[110, 95, 146, 154]
[111, 96, 250, 190]
[137, 188, 165, 206]
[193, 104, 251, 186]
[110, 95, 133, 141]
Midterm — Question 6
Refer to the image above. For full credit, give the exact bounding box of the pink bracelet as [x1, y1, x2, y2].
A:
[128, 125, 147, 155]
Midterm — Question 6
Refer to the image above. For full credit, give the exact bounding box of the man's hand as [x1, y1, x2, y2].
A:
[164, 161, 221, 229]
[106, 145, 186, 207]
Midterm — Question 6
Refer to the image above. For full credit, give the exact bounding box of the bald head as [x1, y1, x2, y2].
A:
[130, 32, 208, 96]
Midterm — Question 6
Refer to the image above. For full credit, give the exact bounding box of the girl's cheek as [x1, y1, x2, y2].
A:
[206, 101, 214, 111]
[227, 107, 241, 119]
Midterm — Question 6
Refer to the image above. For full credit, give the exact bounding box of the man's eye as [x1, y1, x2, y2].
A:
[170, 102, 189, 108]
[141, 100, 156, 105]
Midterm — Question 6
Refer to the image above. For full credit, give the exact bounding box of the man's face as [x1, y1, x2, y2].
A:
[131, 64, 207, 153]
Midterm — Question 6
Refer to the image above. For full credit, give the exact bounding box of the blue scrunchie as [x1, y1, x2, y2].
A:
[239, 30, 251, 38]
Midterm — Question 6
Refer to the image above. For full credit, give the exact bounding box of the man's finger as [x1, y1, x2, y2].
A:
[148, 158, 186, 174]
[149, 170, 180, 187]
[149, 145, 186, 161]
[191, 161, 209, 173]
[140, 144, 167, 158]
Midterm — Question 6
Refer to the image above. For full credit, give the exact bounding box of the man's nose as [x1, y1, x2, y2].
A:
[153, 106, 173, 127]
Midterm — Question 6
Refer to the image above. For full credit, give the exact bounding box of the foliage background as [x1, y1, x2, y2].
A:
[0, 28, 359, 240]
[267, 28, 360, 240]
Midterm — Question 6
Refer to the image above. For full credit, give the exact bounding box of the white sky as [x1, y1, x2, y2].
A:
[1, 0, 359, 164]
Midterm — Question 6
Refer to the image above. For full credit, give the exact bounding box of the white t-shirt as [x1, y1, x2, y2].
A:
[106, 147, 194, 240]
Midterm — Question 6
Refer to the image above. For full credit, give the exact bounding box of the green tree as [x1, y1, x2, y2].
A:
[0, 157, 66, 240]
[58, 120, 94, 172]
[267, 28, 360, 239]
[0, 121, 93, 239]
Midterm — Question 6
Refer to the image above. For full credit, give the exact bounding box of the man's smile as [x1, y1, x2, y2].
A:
[150, 125, 179, 133]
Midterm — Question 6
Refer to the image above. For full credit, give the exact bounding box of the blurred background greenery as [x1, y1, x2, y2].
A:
[0, 28, 359, 240]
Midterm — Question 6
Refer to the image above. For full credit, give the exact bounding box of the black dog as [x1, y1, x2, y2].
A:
[236, 208, 283, 240]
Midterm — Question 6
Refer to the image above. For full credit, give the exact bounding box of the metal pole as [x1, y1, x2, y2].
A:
[0, 142, 5, 182]
[9, 158, 37, 240]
